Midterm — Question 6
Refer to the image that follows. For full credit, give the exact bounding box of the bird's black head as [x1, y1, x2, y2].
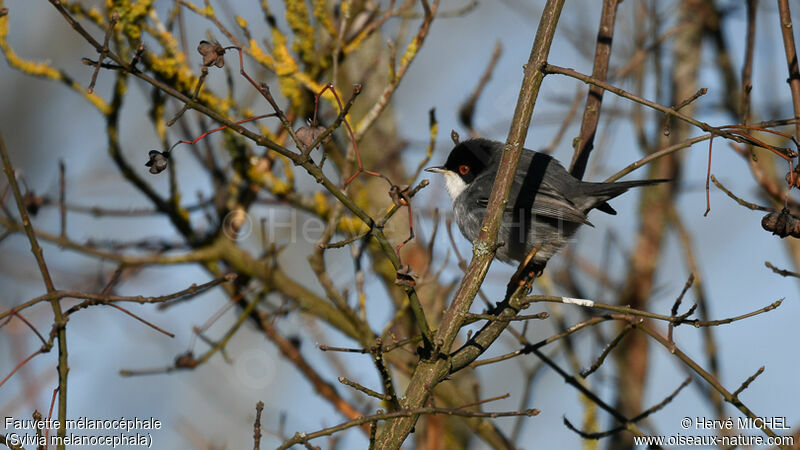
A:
[425, 138, 499, 200]
[442, 138, 496, 183]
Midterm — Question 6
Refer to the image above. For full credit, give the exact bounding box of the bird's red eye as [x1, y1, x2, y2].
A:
[458, 165, 470, 175]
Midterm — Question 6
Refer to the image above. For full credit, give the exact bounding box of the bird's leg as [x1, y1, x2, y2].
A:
[502, 245, 544, 304]
[512, 245, 542, 284]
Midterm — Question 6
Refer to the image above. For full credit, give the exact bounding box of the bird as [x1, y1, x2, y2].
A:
[425, 138, 665, 266]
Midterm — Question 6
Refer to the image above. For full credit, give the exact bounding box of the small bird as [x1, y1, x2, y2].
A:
[425, 138, 665, 266]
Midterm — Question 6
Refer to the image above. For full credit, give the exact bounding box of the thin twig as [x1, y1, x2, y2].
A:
[369, 338, 399, 407]
[732, 366, 765, 398]
[355, 0, 440, 140]
[167, 67, 209, 126]
[471, 315, 614, 368]
[764, 261, 800, 278]
[545, 64, 793, 159]
[279, 398, 536, 450]
[570, 0, 620, 179]
[580, 323, 631, 378]
[710, 175, 771, 211]
[526, 295, 783, 328]
[464, 312, 549, 323]
[635, 322, 785, 445]
[58, 160, 66, 238]
[741, 0, 757, 127]
[777, 0, 800, 139]
[338, 376, 392, 401]
[0, 349, 43, 389]
[87, 11, 118, 93]
[0, 274, 235, 322]
[253, 401, 264, 450]
[606, 117, 800, 182]
[668, 274, 694, 350]
[564, 377, 691, 440]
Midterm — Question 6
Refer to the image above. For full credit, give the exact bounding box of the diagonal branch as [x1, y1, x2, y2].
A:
[545, 64, 796, 159]
[777, 0, 800, 139]
[635, 321, 787, 446]
[570, 0, 620, 180]
[373, 1, 566, 446]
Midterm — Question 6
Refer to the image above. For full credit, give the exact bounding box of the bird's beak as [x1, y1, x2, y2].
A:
[424, 166, 446, 174]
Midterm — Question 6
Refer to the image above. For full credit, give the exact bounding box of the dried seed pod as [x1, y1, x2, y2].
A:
[785, 168, 800, 189]
[394, 264, 417, 287]
[145, 150, 169, 174]
[23, 191, 45, 216]
[287, 335, 302, 350]
[389, 185, 411, 207]
[197, 40, 225, 68]
[294, 125, 329, 151]
[761, 209, 786, 237]
[174, 351, 197, 368]
[762, 208, 800, 238]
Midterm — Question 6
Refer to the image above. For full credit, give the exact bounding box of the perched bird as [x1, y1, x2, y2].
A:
[425, 138, 665, 266]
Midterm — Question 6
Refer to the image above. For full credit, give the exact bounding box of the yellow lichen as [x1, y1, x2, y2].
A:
[144, 14, 184, 61]
[235, 16, 248, 29]
[269, 176, 291, 195]
[173, 192, 190, 221]
[0, 15, 111, 114]
[343, 30, 370, 55]
[146, 45, 224, 112]
[152, 100, 166, 142]
[429, 121, 439, 142]
[248, 39, 277, 70]
[115, 0, 154, 40]
[284, 0, 316, 66]
[278, 76, 304, 113]
[271, 28, 299, 77]
[340, 0, 351, 17]
[340, 216, 370, 235]
[244, 25, 335, 113]
[351, 187, 371, 212]
[399, 38, 419, 68]
[281, 155, 295, 186]
[256, 123, 279, 144]
[312, 0, 337, 36]
[86, 7, 103, 25]
[293, 71, 326, 97]
[313, 191, 329, 217]
[247, 163, 292, 197]
[62, 3, 104, 26]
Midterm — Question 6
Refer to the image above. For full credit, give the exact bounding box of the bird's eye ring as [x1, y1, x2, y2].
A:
[458, 165, 470, 175]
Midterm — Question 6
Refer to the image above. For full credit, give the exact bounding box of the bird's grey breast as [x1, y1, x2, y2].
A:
[452, 173, 489, 246]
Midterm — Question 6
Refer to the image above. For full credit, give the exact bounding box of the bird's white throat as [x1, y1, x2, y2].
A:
[442, 171, 468, 201]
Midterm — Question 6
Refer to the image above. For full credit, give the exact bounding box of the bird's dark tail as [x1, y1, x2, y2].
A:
[580, 179, 669, 215]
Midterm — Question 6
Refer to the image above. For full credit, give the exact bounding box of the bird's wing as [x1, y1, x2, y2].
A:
[473, 174, 592, 226]
[476, 192, 591, 225]
[526, 190, 592, 225]
[469, 149, 592, 225]
[530, 168, 593, 225]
